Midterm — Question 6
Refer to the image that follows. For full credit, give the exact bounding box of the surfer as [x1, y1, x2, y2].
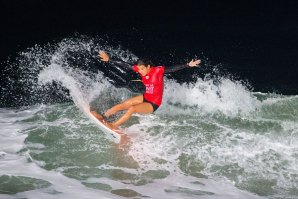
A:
[91, 51, 201, 130]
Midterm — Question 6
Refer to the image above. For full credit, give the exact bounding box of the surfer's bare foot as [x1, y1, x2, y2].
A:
[104, 108, 115, 118]
[111, 123, 120, 131]
[90, 110, 104, 121]
[104, 121, 120, 131]
[101, 120, 112, 129]
[112, 126, 124, 135]
[102, 121, 119, 131]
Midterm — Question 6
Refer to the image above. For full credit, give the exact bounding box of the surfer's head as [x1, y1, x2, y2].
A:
[136, 58, 153, 76]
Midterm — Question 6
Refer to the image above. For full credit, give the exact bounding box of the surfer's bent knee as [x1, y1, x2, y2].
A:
[127, 106, 135, 114]
[121, 102, 132, 109]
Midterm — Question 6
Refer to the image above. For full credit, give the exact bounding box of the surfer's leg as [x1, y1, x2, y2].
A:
[105, 95, 143, 117]
[111, 102, 153, 128]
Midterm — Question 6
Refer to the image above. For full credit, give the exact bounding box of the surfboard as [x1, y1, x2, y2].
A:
[88, 111, 122, 144]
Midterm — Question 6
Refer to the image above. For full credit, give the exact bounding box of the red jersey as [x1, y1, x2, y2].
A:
[132, 65, 164, 106]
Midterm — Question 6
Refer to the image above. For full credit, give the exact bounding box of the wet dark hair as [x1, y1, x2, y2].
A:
[136, 58, 154, 67]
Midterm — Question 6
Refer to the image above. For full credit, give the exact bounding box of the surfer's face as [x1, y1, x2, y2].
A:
[137, 64, 150, 76]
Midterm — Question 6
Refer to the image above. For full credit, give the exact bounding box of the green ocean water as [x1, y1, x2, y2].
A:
[1, 90, 298, 198]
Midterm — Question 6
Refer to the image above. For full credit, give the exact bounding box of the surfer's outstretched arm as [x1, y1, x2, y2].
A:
[164, 59, 201, 73]
[99, 51, 132, 70]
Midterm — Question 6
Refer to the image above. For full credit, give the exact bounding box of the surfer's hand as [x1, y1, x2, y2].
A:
[188, 59, 201, 67]
[98, 51, 109, 62]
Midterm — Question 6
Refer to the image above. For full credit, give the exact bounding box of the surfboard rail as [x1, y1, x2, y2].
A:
[88, 112, 121, 144]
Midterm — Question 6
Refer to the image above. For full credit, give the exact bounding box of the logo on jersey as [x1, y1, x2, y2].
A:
[145, 84, 154, 94]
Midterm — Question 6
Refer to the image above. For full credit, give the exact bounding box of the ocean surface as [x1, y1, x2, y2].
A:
[1, 36, 298, 199]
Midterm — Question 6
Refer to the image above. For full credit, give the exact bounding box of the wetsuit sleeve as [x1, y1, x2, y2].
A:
[109, 59, 133, 70]
[164, 64, 189, 73]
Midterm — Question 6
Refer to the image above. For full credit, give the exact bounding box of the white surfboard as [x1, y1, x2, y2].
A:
[87, 111, 122, 144]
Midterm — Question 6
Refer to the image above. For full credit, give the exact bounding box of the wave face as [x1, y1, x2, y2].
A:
[1, 36, 298, 199]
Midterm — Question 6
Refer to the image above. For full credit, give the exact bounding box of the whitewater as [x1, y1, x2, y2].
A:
[0, 36, 298, 199]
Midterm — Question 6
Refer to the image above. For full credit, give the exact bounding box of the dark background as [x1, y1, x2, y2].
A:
[1, 0, 298, 97]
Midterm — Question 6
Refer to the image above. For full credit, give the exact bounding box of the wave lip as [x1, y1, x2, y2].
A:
[163, 77, 260, 116]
